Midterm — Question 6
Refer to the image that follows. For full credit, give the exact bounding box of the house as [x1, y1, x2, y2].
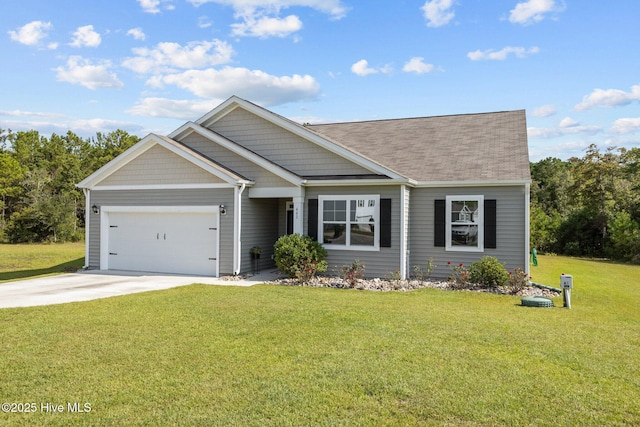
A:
[77, 96, 531, 279]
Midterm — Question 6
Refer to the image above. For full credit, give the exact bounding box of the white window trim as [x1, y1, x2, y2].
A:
[445, 195, 484, 253]
[318, 195, 380, 251]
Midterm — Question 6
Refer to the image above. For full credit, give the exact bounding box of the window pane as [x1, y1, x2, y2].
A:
[323, 224, 346, 245]
[451, 224, 478, 246]
[354, 199, 375, 223]
[350, 223, 375, 246]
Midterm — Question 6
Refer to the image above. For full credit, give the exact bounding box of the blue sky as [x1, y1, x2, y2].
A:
[1, 0, 639, 161]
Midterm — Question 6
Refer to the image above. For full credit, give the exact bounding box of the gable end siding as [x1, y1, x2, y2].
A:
[208, 107, 375, 177]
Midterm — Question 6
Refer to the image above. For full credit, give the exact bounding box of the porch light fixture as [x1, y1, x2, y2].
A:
[92, 205, 99, 214]
[219, 204, 226, 216]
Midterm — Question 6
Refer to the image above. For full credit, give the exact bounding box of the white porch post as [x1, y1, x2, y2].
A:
[233, 183, 246, 275]
[83, 188, 90, 269]
[292, 189, 305, 235]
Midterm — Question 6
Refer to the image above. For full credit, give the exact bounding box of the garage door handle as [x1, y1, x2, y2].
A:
[164, 233, 166, 240]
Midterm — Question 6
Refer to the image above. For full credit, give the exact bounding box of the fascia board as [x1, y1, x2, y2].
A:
[414, 180, 531, 188]
[171, 122, 304, 187]
[303, 178, 411, 187]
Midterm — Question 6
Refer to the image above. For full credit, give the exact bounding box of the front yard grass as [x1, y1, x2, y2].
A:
[0, 242, 85, 283]
[0, 255, 638, 425]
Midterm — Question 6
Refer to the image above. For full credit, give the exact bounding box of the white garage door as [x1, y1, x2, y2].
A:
[103, 208, 218, 276]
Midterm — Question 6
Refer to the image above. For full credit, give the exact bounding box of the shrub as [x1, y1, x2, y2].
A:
[447, 262, 470, 289]
[273, 234, 328, 281]
[506, 268, 530, 294]
[412, 257, 436, 284]
[469, 256, 509, 288]
[339, 259, 365, 288]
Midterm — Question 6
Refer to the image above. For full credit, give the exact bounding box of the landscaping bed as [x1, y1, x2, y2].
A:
[270, 275, 561, 297]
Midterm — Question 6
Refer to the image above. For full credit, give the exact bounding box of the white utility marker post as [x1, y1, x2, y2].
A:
[561, 274, 573, 309]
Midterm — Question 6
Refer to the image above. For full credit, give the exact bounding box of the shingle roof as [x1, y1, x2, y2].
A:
[307, 110, 530, 183]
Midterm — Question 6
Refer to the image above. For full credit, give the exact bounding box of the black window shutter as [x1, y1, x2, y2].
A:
[380, 198, 392, 247]
[307, 199, 318, 241]
[434, 199, 446, 247]
[485, 199, 497, 249]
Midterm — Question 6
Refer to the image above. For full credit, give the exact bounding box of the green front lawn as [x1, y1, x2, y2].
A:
[0, 255, 638, 425]
[0, 243, 85, 283]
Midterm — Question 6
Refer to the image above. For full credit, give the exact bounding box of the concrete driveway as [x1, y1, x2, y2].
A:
[0, 269, 279, 309]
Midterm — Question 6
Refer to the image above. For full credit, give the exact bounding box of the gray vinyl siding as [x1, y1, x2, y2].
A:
[180, 133, 296, 189]
[88, 188, 234, 275]
[409, 186, 527, 279]
[209, 108, 374, 177]
[97, 144, 224, 186]
[238, 193, 280, 274]
[304, 185, 402, 279]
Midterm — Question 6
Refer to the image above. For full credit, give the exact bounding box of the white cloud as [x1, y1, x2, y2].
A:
[186, 1, 347, 38]
[611, 117, 640, 134]
[467, 46, 539, 61]
[575, 85, 640, 111]
[8, 21, 53, 46]
[198, 16, 213, 28]
[70, 25, 101, 48]
[122, 39, 234, 74]
[0, 109, 66, 119]
[127, 28, 146, 41]
[127, 97, 222, 119]
[402, 57, 435, 74]
[186, 0, 348, 19]
[421, 0, 455, 28]
[138, 0, 161, 13]
[54, 56, 124, 90]
[351, 59, 392, 76]
[351, 59, 376, 76]
[231, 14, 302, 38]
[509, 0, 565, 25]
[527, 124, 602, 139]
[148, 66, 320, 105]
[531, 104, 556, 117]
[559, 117, 579, 128]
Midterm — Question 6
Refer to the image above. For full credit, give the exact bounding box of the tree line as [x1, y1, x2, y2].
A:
[1, 128, 639, 262]
[531, 144, 640, 262]
[0, 128, 139, 243]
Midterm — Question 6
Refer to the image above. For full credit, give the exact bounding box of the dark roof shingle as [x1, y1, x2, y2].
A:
[307, 110, 530, 182]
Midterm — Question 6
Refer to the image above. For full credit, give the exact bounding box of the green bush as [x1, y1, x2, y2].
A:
[469, 256, 509, 288]
[273, 234, 328, 281]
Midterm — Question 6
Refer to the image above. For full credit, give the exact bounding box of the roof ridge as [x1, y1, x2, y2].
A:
[308, 109, 525, 127]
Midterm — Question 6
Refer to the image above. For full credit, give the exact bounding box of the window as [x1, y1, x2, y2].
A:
[318, 195, 380, 250]
[446, 195, 484, 252]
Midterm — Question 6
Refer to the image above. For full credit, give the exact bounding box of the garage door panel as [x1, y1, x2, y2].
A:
[105, 209, 218, 276]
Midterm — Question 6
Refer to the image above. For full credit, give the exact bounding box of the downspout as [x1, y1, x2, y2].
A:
[399, 185, 407, 280]
[524, 182, 531, 277]
[233, 183, 246, 275]
[82, 188, 90, 269]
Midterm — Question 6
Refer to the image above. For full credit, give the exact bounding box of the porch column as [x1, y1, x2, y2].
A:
[292, 190, 305, 235]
